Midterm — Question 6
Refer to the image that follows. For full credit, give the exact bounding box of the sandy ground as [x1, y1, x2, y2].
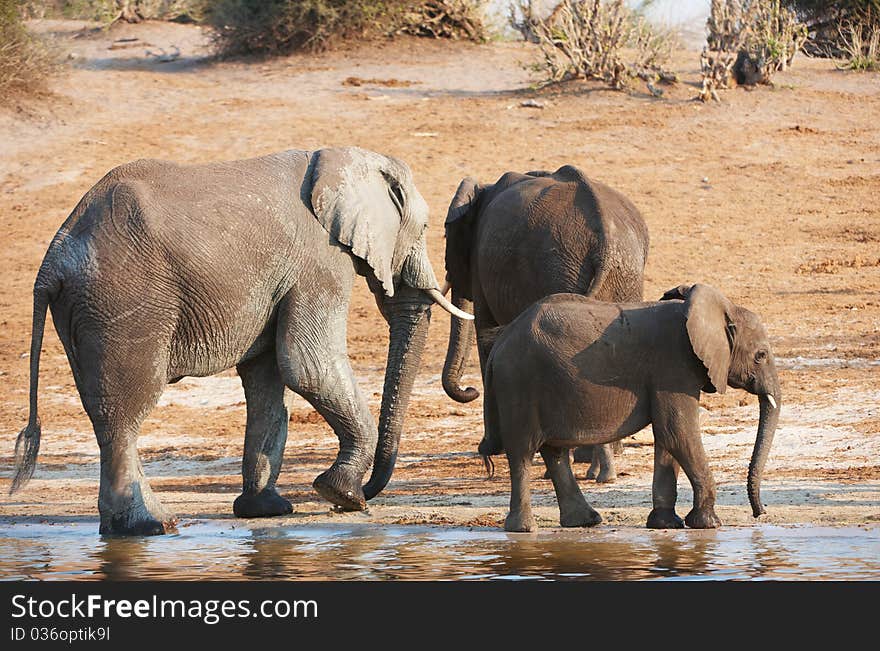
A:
[0, 20, 878, 532]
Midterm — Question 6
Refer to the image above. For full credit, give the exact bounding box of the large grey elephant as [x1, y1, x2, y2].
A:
[479, 284, 781, 532]
[442, 165, 649, 482]
[10, 146, 471, 535]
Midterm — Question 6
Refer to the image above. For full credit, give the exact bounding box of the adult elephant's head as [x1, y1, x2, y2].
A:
[664, 283, 782, 518]
[309, 147, 472, 501]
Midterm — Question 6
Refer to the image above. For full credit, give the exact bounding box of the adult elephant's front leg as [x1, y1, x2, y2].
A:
[275, 293, 376, 512]
[233, 351, 294, 518]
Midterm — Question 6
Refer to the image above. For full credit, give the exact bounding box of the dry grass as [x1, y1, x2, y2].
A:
[0, 1, 56, 102]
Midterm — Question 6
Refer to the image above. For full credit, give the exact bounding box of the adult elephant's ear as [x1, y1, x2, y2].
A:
[660, 284, 693, 301]
[444, 177, 480, 292]
[445, 177, 479, 224]
[310, 147, 427, 297]
[684, 284, 735, 394]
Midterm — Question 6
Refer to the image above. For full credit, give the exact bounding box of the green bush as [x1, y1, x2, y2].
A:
[0, 0, 55, 99]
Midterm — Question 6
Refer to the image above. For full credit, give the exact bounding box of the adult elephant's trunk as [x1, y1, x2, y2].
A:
[747, 377, 781, 517]
[362, 289, 431, 500]
[442, 290, 479, 402]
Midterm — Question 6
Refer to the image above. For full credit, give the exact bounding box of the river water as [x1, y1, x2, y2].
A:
[1, 522, 877, 581]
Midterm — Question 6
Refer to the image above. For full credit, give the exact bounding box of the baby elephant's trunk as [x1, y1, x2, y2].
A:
[746, 352, 781, 517]
[747, 391, 780, 517]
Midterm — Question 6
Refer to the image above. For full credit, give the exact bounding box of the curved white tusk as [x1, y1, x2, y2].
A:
[765, 395, 777, 409]
[440, 280, 451, 297]
[425, 288, 474, 320]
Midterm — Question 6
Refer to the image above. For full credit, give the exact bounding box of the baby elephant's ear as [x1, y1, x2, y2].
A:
[660, 284, 693, 301]
[683, 284, 735, 394]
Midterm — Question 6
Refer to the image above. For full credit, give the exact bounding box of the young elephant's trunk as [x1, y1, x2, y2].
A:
[442, 291, 479, 402]
[747, 390, 781, 517]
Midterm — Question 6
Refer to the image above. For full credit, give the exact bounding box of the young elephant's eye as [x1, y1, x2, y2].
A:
[755, 350, 768, 363]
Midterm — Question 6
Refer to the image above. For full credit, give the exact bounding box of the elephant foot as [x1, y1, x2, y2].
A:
[313, 467, 366, 512]
[99, 480, 177, 536]
[560, 506, 602, 528]
[233, 488, 293, 518]
[504, 510, 537, 533]
[646, 507, 684, 529]
[100, 516, 176, 537]
[596, 468, 616, 484]
[685, 507, 722, 529]
[572, 446, 593, 464]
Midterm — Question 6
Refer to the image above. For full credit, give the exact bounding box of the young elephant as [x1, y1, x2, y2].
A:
[479, 284, 781, 532]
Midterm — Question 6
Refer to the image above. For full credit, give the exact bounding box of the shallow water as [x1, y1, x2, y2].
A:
[1, 522, 877, 581]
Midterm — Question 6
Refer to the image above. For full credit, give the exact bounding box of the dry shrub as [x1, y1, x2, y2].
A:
[785, 1, 880, 56]
[28, 1, 206, 23]
[699, 0, 807, 102]
[510, 0, 678, 91]
[0, 0, 55, 101]
[397, 0, 485, 40]
[206, 0, 485, 57]
[837, 18, 880, 69]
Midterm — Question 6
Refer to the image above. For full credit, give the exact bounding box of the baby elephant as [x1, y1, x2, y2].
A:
[479, 284, 781, 532]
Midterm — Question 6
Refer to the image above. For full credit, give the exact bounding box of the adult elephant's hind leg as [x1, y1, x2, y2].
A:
[540, 445, 602, 527]
[233, 352, 293, 518]
[505, 450, 537, 532]
[80, 371, 174, 536]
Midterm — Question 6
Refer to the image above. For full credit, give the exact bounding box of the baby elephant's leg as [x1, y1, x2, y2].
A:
[653, 396, 721, 529]
[540, 445, 602, 527]
[646, 443, 684, 529]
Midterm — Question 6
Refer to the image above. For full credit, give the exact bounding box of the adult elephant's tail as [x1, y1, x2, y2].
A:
[10, 277, 55, 494]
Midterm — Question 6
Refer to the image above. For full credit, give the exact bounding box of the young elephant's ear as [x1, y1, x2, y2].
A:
[660, 284, 693, 302]
[445, 177, 480, 224]
[310, 147, 427, 297]
[683, 284, 735, 394]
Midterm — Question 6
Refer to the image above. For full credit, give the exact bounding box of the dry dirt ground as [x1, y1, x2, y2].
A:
[0, 20, 878, 532]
